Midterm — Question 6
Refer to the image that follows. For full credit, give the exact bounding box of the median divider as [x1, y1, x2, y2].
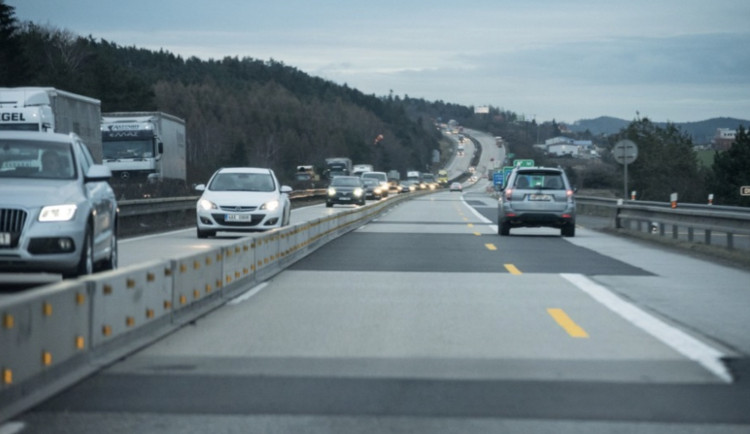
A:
[221, 239, 255, 300]
[171, 250, 224, 324]
[0, 190, 428, 422]
[0, 279, 90, 421]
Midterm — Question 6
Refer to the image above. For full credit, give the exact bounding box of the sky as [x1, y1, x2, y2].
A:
[6, 0, 750, 124]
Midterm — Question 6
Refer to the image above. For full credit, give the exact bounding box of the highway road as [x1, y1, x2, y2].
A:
[6, 174, 750, 433]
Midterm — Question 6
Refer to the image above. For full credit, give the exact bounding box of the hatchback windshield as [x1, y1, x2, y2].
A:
[209, 172, 275, 192]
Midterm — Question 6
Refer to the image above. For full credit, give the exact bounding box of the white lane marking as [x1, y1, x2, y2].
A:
[460, 195, 494, 224]
[228, 282, 269, 305]
[0, 423, 26, 434]
[561, 273, 732, 383]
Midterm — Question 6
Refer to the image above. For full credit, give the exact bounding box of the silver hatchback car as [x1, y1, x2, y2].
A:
[0, 131, 118, 277]
[498, 166, 576, 237]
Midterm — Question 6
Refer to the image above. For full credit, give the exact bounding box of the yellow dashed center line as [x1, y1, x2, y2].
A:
[485, 243, 497, 250]
[547, 308, 589, 338]
[474, 232, 481, 236]
[504, 264, 522, 275]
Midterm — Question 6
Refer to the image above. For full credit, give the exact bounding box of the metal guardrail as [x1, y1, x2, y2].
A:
[118, 189, 327, 216]
[118, 189, 328, 236]
[576, 196, 750, 253]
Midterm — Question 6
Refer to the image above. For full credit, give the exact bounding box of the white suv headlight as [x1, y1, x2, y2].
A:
[39, 204, 77, 222]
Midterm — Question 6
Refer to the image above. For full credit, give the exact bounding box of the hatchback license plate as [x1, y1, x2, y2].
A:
[0, 233, 10, 246]
[225, 214, 252, 222]
[529, 194, 552, 201]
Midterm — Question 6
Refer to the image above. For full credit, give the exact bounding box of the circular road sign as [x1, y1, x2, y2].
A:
[613, 140, 638, 165]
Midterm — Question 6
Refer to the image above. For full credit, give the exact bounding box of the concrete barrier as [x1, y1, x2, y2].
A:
[0, 190, 425, 422]
[0, 279, 90, 420]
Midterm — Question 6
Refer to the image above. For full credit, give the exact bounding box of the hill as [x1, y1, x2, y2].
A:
[568, 116, 750, 144]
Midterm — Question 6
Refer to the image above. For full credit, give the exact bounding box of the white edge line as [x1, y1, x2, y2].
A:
[228, 282, 269, 306]
[561, 273, 732, 383]
[0, 422, 26, 434]
[460, 195, 495, 225]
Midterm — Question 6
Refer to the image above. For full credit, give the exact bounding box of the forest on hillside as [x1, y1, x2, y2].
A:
[1, 1, 748, 205]
[0, 3, 446, 185]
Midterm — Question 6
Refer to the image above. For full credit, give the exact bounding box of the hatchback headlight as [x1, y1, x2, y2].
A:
[39, 204, 77, 222]
[261, 200, 280, 211]
[353, 188, 364, 197]
[198, 198, 218, 211]
[327, 187, 336, 196]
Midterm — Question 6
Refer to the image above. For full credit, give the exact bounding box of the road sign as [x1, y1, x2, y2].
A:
[613, 140, 638, 165]
[741, 186, 750, 196]
[513, 159, 534, 168]
[492, 171, 504, 187]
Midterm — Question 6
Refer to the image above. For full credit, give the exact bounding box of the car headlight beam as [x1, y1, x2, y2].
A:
[39, 204, 77, 222]
[261, 200, 280, 211]
[198, 199, 218, 211]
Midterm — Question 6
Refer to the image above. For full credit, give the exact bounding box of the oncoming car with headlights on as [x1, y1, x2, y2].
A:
[0, 131, 118, 278]
[326, 175, 365, 207]
[195, 167, 292, 238]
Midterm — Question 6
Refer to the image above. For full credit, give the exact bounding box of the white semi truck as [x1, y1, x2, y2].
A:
[0, 87, 102, 161]
[101, 112, 186, 183]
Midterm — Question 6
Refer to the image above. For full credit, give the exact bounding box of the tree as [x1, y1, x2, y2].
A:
[0, 0, 29, 85]
[710, 126, 750, 206]
[613, 118, 705, 202]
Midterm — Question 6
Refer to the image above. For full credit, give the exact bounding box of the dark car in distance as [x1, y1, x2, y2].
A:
[326, 176, 365, 207]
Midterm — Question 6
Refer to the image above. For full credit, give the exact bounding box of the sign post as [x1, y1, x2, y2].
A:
[613, 140, 638, 199]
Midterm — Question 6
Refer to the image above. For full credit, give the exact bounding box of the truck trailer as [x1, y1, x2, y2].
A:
[0, 87, 102, 161]
[101, 112, 186, 183]
[324, 157, 353, 179]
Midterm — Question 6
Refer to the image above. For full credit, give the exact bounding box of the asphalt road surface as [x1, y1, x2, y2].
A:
[6, 185, 750, 434]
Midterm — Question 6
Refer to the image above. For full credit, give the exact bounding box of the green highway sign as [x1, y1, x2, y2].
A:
[513, 159, 534, 168]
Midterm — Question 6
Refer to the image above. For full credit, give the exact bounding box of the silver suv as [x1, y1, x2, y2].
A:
[498, 166, 576, 237]
[0, 131, 118, 277]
